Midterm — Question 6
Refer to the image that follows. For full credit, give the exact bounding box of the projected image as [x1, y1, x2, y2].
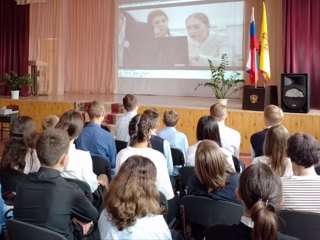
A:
[118, 0, 244, 72]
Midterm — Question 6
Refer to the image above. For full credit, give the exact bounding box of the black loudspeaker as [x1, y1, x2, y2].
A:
[281, 73, 310, 113]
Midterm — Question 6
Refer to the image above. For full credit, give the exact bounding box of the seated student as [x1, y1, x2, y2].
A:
[14, 129, 99, 240]
[185, 115, 235, 171]
[99, 155, 172, 240]
[205, 163, 299, 240]
[187, 140, 239, 204]
[0, 116, 40, 195]
[210, 103, 241, 158]
[143, 108, 173, 176]
[281, 132, 320, 213]
[76, 100, 117, 174]
[55, 110, 108, 192]
[41, 114, 59, 130]
[116, 114, 174, 200]
[115, 94, 139, 143]
[252, 125, 293, 177]
[250, 105, 284, 158]
[157, 109, 189, 159]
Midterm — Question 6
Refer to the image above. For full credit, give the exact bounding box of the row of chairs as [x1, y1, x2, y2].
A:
[8, 195, 319, 240]
[180, 195, 320, 240]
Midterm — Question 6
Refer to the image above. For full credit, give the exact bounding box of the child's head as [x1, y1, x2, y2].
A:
[55, 110, 84, 140]
[238, 163, 282, 240]
[210, 103, 227, 122]
[123, 94, 139, 112]
[264, 105, 283, 126]
[36, 128, 70, 168]
[41, 115, 59, 130]
[88, 101, 105, 120]
[163, 109, 179, 127]
[142, 108, 160, 130]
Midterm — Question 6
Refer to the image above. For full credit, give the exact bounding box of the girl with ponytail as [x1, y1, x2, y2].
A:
[205, 163, 298, 240]
[115, 113, 174, 200]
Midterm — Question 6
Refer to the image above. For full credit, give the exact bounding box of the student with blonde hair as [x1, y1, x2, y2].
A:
[157, 109, 189, 159]
[99, 155, 171, 240]
[210, 103, 241, 158]
[252, 125, 293, 177]
[76, 100, 116, 173]
[250, 105, 284, 158]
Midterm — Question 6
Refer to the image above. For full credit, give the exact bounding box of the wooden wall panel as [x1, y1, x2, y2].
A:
[139, 105, 320, 155]
[0, 99, 318, 155]
[0, 99, 74, 133]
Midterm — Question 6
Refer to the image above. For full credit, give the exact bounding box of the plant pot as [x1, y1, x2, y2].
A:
[217, 98, 228, 105]
[11, 90, 20, 100]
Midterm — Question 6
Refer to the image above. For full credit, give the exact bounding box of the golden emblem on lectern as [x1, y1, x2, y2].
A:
[250, 94, 258, 104]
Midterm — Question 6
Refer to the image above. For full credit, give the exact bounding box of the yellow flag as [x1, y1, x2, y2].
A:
[259, 1, 270, 81]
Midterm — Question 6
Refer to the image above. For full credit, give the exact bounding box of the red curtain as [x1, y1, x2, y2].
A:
[283, 0, 320, 109]
[0, 0, 29, 95]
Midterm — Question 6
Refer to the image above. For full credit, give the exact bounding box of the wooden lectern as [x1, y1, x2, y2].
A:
[242, 85, 278, 111]
[28, 60, 47, 95]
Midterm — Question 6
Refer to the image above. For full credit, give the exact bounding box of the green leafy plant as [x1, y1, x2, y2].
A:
[195, 54, 244, 99]
[3, 71, 32, 91]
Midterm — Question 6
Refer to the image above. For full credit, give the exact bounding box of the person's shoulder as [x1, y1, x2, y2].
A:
[187, 174, 200, 186]
[176, 129, 187, 138]
[224, 125, 241, 136]
[138, 214, 167, 225]
[116, 147, 130, 158]
[252, 155, 267, 164]
[250, 129, 267, 140]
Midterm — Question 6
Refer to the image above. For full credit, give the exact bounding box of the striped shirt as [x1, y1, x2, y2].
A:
[281, 175, 320, 213]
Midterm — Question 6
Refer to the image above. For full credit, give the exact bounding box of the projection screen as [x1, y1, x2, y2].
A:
[116, 0, 245, 97]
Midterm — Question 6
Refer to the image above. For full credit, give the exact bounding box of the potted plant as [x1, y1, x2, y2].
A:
[3, 71, 32, 99]
[195, 54, 244, 105]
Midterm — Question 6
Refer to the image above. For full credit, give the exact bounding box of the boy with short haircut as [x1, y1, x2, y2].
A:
[115, 94, 139, 143]
[250, 104, 284, 158]
[157, 109, 189, 159]
[76, 100, 117, 173]
[14, 129, 98, 239]
[210, 103, 241, 158]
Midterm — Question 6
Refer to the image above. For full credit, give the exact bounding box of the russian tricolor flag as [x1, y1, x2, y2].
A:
[246, 7, 259, 85]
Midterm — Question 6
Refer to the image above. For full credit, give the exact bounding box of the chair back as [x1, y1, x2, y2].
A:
[6, 219, 67, 240]
[91, 155, 112, 181]
[179, 166, 195, 195]
[180, 195, 243, 239]
[115, 140, 128, 153]
[159, 191, 169, 220]
[232, 156, 245, 173]
[171, 147, 185, 166]
[279, 210, 320, 240]
[65, 178, 93, 202]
